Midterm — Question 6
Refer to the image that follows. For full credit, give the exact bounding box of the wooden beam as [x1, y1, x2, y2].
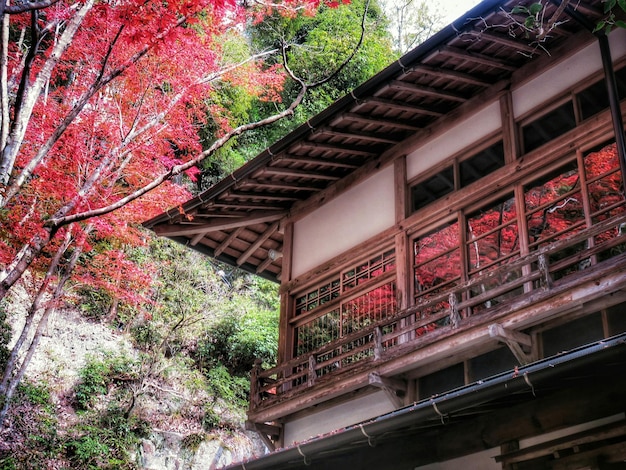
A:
[369, 372, 407, 409]
[206, 202, 287, 211]
[488, 323, 534, 365]
[405, 64, 491, 87]
[386, 80, 467, 102]
[468, 31, 539, 54]
[245, 421, 282, 451]
[239, 181, 324, 192]
[213, 226, 244, 256]
[439, 46, 518, 71]
[153, 211, 286, 237]
[316, 128, 399, 144]
[237, 221, 280, 266]
[333, 112, 422, 130]
[261, 166, 341, 181]
[359, 96, 444, 117]
[496, 419, 626, 465]
[294, 141, 377, 157]
[277, 153, 360, 169]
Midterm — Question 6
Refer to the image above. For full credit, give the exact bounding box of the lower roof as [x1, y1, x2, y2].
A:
[223, 333, 626, 469]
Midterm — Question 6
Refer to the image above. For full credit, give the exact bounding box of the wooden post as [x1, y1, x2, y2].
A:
[374, 326, 383, 361]
[250, 358, 262, 410]
[449, 292, 460, 329]
[538, 253, 552, 289]
[308, 355, 316, 387]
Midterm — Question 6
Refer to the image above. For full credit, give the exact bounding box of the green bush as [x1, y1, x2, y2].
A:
[74, 354, 137, 410]
[195, 306, 278, 376]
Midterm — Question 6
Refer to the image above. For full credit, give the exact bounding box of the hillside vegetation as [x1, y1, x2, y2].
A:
[0, 238, 278, 468]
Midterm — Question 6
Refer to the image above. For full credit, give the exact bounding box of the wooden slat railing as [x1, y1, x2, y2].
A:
[249, 213, 626, 412]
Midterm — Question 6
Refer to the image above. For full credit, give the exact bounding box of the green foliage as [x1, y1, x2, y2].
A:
[74, 353, 137, 410]
[205, 364, 250, 408]
[66, 435, 110, 469]
[595, 0, 626, 33]
[65, 406, 149, 469]
[201, 0, 394, 173]
[195, 304, 279, 376]
[17, 381, 52, 409]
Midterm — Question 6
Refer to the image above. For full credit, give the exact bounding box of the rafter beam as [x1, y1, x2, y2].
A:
[369, 372, 407, 409]
[153, 210, 286, 237]
[213, 226, 244, 254]
[360, 97, 444, 117]
[439, 46, 517, 71]
[294, 141, 377, 157]
[277, 153, 360, 169]
[468, 31, 539, 54]
[488, 323, 535, 365]
[316, 129, 398, 144]
[205, 202, 288, 211]
[387, 80, 468, 102]
[334, 112, 421, 131]
[237, 221, 280, 266]
[261, 166, 341, 181]
[403, 65, 491, 87]
[227, 191, 300, 202]
[239, 181, 325, 192]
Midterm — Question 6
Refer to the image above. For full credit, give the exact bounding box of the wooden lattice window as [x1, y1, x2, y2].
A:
[293, 249, 396, 358]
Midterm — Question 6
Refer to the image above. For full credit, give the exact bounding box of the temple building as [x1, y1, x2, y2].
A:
[144, 0, 626, 467]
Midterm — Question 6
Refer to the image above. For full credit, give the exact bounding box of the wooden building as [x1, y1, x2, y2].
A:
[144, 0, 626, 467]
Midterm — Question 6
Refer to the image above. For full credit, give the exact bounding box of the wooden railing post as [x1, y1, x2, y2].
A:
[250, 358, 262, 410]
[449, 292, 460, 328]
[538, 253, 552, 289]
[308, 355, 316, 387]
[374, 326, 383, 360]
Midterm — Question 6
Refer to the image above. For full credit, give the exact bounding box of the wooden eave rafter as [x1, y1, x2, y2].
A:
[260, 166, 342, 181]
[404, 64, 492, 87]
[385, 80, 468, 102]
[438, 46, 519, 71]
[293, 141, 378, 157]
[237, 221, 280, 266]
[276, 153, 361, 169]
[358, 96, 445, 117]
[467, 31, 543, 54]
[332, 112, 422, 130]
[153, 210, 287, 237]
[316, 128, 399, 144]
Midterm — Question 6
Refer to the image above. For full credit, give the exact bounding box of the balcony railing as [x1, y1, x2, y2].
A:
[250, 213, 626, 414]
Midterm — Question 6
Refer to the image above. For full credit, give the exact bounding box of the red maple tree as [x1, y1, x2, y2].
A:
[0, 0, 357, 424]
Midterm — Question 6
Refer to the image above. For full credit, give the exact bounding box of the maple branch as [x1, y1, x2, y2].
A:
[1, 13, 185, 206]
[0, 10, 9, 152]
[46, 82, 309, 228]
[45, 3, 370, 228]
[4, 0, 62, 14]
[0, 0, 95, 188]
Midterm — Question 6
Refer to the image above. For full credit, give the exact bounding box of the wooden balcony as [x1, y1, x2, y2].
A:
[249, 213, 626, 424]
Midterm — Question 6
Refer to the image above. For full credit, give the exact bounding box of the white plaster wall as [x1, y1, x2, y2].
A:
[406, 102, 501, 180]
[283, 391, 396, 445]
[414, 448, 501, 470]
[512, 28, 626, 118]
[292, 166, 395, 278]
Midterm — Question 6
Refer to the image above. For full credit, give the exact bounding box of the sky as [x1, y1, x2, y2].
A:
[439, 0, 482, 23]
